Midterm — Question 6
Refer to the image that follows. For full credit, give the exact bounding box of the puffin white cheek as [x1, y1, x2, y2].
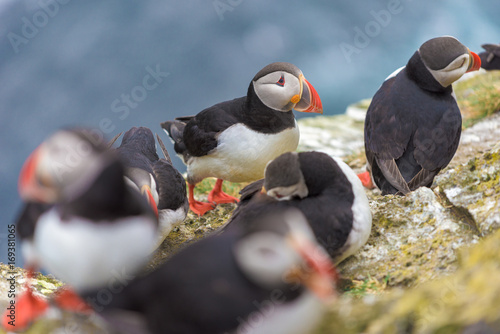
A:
[254, 84, 296, 111]
[253, 73, 301, 111]
[428, 54, 469, 87]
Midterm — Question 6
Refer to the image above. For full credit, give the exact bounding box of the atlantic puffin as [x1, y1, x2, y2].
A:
[87, 208, 338, 334]
[225, 151, 372, 264]
[114, 127, 189, 249]
[479, 43, 500, 70]
[360, 36, 481, 195]
[4, 129, 157, 331]
[161, 62, 323, 215]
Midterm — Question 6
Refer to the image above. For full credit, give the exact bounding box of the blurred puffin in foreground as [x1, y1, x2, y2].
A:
[113, 127, 188, 249]
[360, 36, 481, 195]
[88, 209, 338, 334]
[161, 62, 323, 215]
[3, 129, 157, 331]
[478, 43, 500, 70]
[225, 151, 372, 264]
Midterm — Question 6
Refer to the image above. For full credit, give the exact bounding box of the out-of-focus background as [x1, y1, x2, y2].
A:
[0, 0, 498, 263]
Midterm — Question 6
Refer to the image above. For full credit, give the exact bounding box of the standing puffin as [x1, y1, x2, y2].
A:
[114, 127, 189, 250]
[360, 36, 481, 195]
[226, 151, 372, 264]
[479, 43, 500, 70]
[88, 209, 338, 334]
[161, 62, 323, 215]
[4, 129, 157, 331]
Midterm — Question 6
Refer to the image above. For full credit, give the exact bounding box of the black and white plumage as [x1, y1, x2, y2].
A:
[363, 36, 481, 195]
[17, 129, 157, 292]
[225, 151, 372, 264]
[161, 62, 323, 215]
[88, 209, 337, 334]
[479, 43, 500, 71]
[114, 127, 188, 249]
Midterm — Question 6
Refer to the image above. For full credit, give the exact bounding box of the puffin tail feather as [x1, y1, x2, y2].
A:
[160, 120, 187, 157]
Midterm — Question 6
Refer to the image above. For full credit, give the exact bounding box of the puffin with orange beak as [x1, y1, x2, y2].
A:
[360, 36, 481, 194]
[87, 209, 338, 334]
[114, 127, 189, 250]
[161, 62, 323, 215]
[3, 129, 157, 331]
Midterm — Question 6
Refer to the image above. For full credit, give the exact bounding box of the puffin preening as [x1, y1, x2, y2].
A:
[360, 36, 481, 195]
[161, 62, 323, 215]
[89, 208, 338, 334]
[5, 129, 157, 331]
[226, 151, 372, 264]
[114, 127, 189, 250]
[479, 43, 500, 71]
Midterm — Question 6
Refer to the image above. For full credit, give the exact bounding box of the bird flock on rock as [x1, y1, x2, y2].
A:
[3, 35, 494, 334]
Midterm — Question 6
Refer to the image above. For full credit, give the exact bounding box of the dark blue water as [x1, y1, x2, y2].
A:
[1, 0, 498, 265]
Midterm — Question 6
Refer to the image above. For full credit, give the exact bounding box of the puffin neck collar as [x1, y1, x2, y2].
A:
[406, 51, 453, 94]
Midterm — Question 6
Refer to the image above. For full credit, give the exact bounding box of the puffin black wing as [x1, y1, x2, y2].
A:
[408, 103, 461, 190]
[365, 75, 414, 194]
[365, 77, 413, 161]
[161, 97, 245, 158]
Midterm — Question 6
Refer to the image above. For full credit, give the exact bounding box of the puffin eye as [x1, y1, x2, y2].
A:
[276, 75, 285, 87]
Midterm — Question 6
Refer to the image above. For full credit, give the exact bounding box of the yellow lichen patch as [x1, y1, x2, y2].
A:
[343, 275, 390, 297]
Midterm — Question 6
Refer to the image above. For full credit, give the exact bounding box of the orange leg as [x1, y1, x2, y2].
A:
[52, 286, 93, 314]
[2, 267, 49, 331]
[357, 171, 375, 189]
[208, 179, 239, 205]
[188, 183, 215, 216]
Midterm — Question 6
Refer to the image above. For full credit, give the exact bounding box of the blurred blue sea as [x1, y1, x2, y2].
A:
[0, 0, 498, 264]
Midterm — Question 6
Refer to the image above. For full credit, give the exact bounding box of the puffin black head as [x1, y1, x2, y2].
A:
[18, 129, 119, 204]
[418, 36, 481, 87]
[251, 62, 323, 114]
[234, 208, 338, 300]
[118, 127, 160, 216]
[263, 152, 308, 200]
[121, 127, 156, 150]
[479, 43, 500, 70]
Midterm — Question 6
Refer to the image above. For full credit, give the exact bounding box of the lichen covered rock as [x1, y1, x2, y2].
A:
[437, 142, 500, 237]
[340, 187, 478, 287]
[315, 228, 500, 334]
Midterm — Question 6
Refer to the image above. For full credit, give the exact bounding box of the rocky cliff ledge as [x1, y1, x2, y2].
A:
[1, 70, 499, 333]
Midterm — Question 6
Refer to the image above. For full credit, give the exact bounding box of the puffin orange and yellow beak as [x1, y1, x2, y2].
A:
[467, 51, 481, 73]
[294, 76, 323, 114]
[141, 185, 159, 218]
[286, 235, 338, 301]
[18, 146, 56, 203]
